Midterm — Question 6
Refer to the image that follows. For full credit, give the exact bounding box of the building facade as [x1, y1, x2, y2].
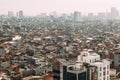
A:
[77, 49, 100, 63]
[114, 52, 120, 67]
[90, 60, 110, 80]
[74, 11, 81, 21]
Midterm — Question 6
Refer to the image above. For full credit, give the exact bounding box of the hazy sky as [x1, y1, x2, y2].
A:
[0, 0, 120, 16]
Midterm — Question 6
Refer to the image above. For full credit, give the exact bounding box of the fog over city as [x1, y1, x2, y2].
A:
[0, 0, 120, 15]
[1, 0, 120, 80]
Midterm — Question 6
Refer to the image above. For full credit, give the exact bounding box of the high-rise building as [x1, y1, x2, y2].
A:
[77, 50, 100, 63]
[74, 11, 81, 21]
[90, 60, 110, 80]
[62, 63, 87, 80]
[113, 51, 120, 67]
[88, 13, 94, 20]
[8, 11, 14, 18]
[110, 7, 119, 19]
[18, 10, 24, 19]
[55, 59, 87, 80]
[97, 12, 106, 20]
[52, 49, 110, 80]
[77, 49, 110, 80]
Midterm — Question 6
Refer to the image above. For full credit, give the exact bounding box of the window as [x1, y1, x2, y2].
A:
[107, 76, 110, 80]
[104, 77, 105, 80]
[103, 71, 105, 75]
[100, 73, 101, 77]
[107, 71, 109, 75]
[107, 65, 109, 69]
[103, 67, 106, 70]
[99, 67, 101, 71]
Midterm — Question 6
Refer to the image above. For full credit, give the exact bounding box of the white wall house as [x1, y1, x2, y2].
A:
[77, 49, 100, 63]
[77, 49, 110, 80]
[90, 59, 110, 80]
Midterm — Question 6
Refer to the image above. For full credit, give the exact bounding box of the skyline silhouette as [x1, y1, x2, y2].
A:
[0, 0, 119, 16]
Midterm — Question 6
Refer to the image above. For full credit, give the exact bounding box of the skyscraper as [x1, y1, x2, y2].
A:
[8, 11, 14, 18]
[97, 12, 106, 20]
[18, 10, 24, 19]
[74, 11, 81, 21]
[88, 13, 94, 20]
[110, 7, 119, 19]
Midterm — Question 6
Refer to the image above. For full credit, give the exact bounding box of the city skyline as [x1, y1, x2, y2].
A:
[0, 0, 120, 16]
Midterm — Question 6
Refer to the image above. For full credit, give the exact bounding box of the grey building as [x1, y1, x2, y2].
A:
[114, 52, 120, 66]
[53, 59, 87, 80]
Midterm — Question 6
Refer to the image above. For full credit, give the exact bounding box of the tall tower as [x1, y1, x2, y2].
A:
[97, 12, 106, 20]
[88, 13, 94, 20]
[18, 10, 24, 19]
[110, 7, 119, 19]
[74, 11, 81, 21]
[8, 11, 14, 18]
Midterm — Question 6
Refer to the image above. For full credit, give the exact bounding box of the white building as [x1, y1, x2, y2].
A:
[77, 49, 110, 80]
[90, 59, 110, 80]
[12, 35, 21, 41]
[77, 49, 100, 63]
